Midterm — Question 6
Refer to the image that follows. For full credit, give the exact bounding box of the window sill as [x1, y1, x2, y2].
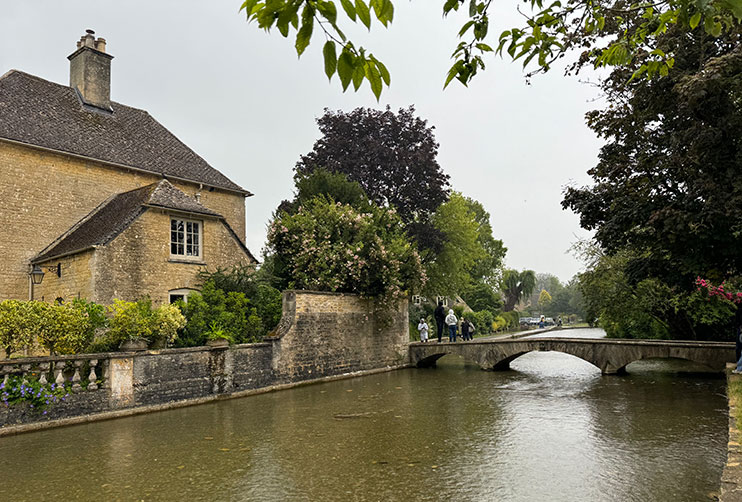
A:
[168, 258, 206, 266]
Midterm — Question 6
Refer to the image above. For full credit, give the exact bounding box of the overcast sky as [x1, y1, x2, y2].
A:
[1, 1, 605, 283]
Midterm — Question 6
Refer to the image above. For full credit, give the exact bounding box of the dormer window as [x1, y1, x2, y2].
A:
[170, 218, 201, 259]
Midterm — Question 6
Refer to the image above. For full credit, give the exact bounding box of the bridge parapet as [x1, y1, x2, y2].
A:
[409, 338, 736, 375]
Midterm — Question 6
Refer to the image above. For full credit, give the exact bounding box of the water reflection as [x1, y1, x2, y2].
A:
[0, 329, 727, 501]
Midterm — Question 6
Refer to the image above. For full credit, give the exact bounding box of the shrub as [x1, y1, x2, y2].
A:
[151, 303, 186, 346]
[37, 303, 94, 355]
[468, 310, 494, 335]
[493, 315, 507, 331]
[198, 266, 284, 334]
[107, 299, 155, 345]
[0, 300, 44, 357]
[106, 298, 185, 348]
[177, 281, 263, 347]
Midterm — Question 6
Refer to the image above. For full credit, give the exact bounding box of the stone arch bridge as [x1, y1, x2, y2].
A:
[409, 338, 736, 375]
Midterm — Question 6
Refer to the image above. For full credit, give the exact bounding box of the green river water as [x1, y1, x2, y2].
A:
[0, 328, 728, 501]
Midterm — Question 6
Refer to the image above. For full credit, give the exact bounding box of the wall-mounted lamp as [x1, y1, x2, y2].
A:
[28, 263, 62, 285]
[29, 265, 45, 285]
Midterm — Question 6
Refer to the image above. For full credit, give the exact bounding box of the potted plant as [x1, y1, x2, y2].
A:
[206, 322, 233, 348]
[107, 299, 153, 351]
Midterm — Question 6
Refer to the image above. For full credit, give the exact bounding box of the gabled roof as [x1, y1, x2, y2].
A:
[0, 70, 250, 195]
[33, 180, 229, 263]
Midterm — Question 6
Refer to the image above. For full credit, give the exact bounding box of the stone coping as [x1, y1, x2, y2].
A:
[0, 342, 273, 366]
[0, 364, 412, 437]
[409, 336, 734, 348]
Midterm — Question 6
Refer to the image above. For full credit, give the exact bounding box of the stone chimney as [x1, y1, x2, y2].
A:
[67, 29, 114, 112]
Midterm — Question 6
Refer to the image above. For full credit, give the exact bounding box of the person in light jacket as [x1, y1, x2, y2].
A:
[445, 309, 458, 342]
[417, 318, 429, 343]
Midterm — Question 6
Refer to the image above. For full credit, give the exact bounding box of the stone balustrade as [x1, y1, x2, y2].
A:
[0, 354, 107, 394]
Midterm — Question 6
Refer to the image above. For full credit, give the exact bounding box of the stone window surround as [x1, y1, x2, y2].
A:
[170, 216, 203, 261]
[169, 287, 198, 304]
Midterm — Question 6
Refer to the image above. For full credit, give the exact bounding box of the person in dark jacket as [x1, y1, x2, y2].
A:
[461, 316, 470, 341]
[434, 301, 446, 343]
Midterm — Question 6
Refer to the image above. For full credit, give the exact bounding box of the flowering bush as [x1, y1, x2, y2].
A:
[267, 198, 425, 320]
[696, 277, 742, 304]
[0, 375, 69, 414]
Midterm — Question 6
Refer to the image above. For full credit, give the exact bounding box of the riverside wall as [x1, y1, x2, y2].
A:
[0, 290, 409, 435]
[721, 367, 742, 501]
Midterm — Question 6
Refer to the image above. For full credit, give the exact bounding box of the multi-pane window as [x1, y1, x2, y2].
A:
[170, 218, 201, 258]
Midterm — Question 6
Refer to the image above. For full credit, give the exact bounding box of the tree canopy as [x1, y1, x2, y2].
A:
[424, 192, 486, 297]
[296, 106, 450, 255]
[563, 24, 742, 339]
[563, 26, 742, 288]
[501, 269, 536, 312]
[240, 0, 742, 98]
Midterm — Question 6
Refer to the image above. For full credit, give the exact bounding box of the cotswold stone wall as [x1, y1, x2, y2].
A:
[0, 291, 409, 434]
[267, 290, 409, 382]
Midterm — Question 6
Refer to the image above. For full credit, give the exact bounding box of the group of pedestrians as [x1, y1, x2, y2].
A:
[417, 300, 475, 343]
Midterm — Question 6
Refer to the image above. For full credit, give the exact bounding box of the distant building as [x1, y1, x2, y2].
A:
[0, 30, 255, 304]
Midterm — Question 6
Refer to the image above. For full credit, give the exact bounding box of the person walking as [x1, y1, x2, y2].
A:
[417, 317, 429, 343]
[461, 316, 470, 341]
[445, 309, 458, 342]
[434, 301, 446, 343]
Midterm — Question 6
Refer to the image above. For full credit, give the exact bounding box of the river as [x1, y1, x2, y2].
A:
[0, 328, 728, 501]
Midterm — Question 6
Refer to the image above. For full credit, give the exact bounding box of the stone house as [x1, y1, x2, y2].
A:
[0, 30, 256, 305]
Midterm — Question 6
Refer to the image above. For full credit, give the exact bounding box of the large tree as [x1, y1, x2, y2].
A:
[240, 0, 742, 97]
[463, 196, 507, 286]
[424, 192, 485, 297]
[296, 106, 450, 254]
[563, 26, 742, 288]
[501, 269, 536, 312]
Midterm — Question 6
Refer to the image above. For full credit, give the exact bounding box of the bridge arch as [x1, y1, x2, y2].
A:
[409, 338, 734, 375]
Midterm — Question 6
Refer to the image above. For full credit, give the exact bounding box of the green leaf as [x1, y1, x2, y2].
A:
[352, 60, 365, 90]
[277, 1, 301, 37]
[323, 41, 337, 80]
[721, 0, 742, 20]
[340, 0, 357, 20]
[444, 60, 464, 88]
[241, 0, 260, 18]
[295, 4, 315, 56]
[370, 55, 390, 84]
[356, 0, 372, 28]
[443, 0, 460, 14]
[366, 62, 383, 99]
[689, 11, 702, 29]
[317, 0, 338, 25]
[458, 20, 475, 37]
[338, 51, 354, 90]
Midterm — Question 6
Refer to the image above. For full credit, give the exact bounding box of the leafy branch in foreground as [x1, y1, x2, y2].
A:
[240, 0, 742, 97]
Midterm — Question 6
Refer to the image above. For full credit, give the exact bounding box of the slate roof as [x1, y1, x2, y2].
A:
[0, 70, 250, 195]
[33, 180, 227, 263]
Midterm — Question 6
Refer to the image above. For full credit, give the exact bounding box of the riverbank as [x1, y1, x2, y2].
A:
[721, 367, 742, 501]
